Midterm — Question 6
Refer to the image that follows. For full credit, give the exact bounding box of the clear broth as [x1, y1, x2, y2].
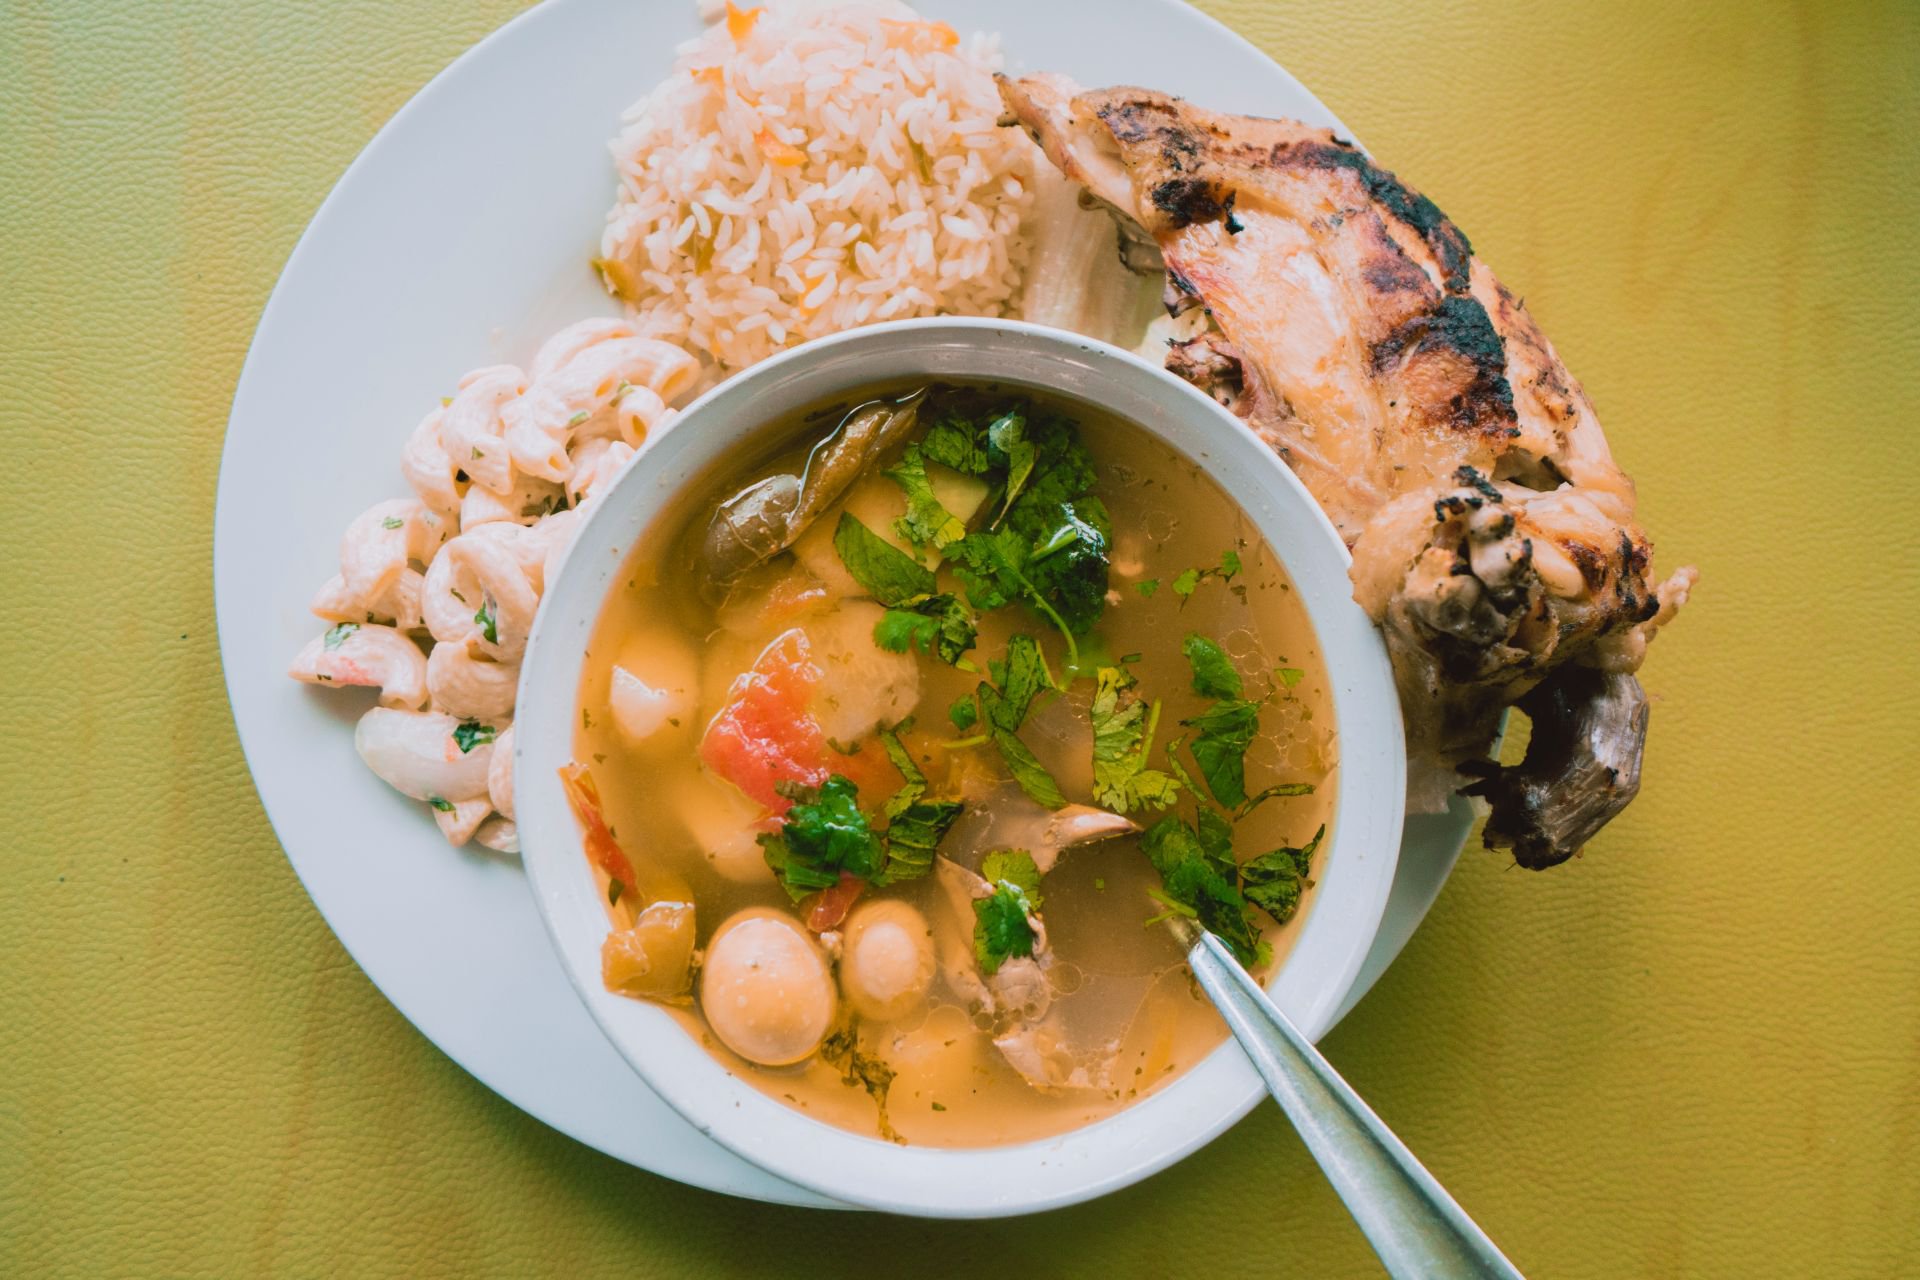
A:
[573, 382, 1336, 1147]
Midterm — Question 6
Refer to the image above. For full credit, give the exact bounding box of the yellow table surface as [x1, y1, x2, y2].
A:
[4, 1, 1916, 1275]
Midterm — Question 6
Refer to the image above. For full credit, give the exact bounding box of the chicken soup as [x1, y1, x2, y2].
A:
[562, 382, 1335, 1146]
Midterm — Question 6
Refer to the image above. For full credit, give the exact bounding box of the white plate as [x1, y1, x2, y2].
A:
[214, 0, 1471, 1211]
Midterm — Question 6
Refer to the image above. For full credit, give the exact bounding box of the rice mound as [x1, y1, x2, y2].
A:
[598, 1, 1037, 374]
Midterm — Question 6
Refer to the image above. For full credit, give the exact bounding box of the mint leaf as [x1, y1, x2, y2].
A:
[1239, 780, 1316, 819]
[872, 728, 962, 884]
[1182, 633, 1243, 699]
[1241, 825, 1323, 924]
[833, 513, 935, 606]
[1090, 666, 1179, 815]
[1141, 816, 1264, 967]
[986, 410, 1036, 524]
[983, 634, 1051, 733]
[1182, 699, 1260, 807]
[885, 445, 967, 550]
[988, 720, 1066, 809]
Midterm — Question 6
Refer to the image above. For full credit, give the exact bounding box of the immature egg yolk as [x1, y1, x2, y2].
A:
[701, 910, 835, 1067]
[839, 900, 935, 1023]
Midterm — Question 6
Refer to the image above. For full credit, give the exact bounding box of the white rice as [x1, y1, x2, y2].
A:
[598, 1, 1037, 374]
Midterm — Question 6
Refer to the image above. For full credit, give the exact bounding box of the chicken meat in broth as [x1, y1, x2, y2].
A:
[564, 383, 1336, 1146]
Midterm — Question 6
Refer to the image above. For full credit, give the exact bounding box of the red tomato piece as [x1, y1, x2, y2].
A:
[806, 872, 866, 932]
[699, 628, 830, 813]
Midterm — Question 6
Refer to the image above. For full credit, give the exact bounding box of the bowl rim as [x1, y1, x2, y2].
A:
[516, 316, 1405, 1217]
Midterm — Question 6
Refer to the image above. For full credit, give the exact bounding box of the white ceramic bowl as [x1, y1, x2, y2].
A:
[517, 318, 1405, 1217]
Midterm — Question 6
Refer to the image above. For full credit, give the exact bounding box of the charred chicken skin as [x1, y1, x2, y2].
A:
[1000, 75, 1694, 868]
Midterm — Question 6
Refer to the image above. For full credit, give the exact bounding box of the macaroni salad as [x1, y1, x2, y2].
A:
[288, 318, 698, 852]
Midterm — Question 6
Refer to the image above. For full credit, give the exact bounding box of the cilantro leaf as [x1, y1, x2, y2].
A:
[1182, 699, 1260, 807]
[322, 622, 359, 650]
[1171, 568, 1202, 600]
[1182, 633, 1243, 699]
[1141, 816, 1265, 967]
[1275, 666, 1305, 689]
[451, 721, 497, 754]
[833, 513, 936, 606]
[1021, 498, 1110, 635]
[1241, 825, 1324, 924]
[947, 693, 979, 731]
[947, 527, 1029, 613]
[1220, 549, 1243, 578]
[1090, 666, 1180, 815]
[873, 594, 976, 664]
[1135, 579, 1161, 598]
[757, 775, 884, 901]
[885, 445, 967, 550]
[981, 849, 1043, 905]
[1195, 805, 1238, 882]
[973, 849, 1043, 975]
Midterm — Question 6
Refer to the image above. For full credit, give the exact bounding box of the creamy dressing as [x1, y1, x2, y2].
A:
[573, 383, 1336, 1147]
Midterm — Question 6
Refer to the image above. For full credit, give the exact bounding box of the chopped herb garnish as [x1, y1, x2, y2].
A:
[439, 396, 453, 408]
[930, 1101, 947, 1112]
[1240, 826, 1323, 924]
[474, 595, 499, 645]
[1239, 780, 1316, 818]
[874, 727, 963, 884]
[567, 410, 590, 426]
[1275, 666, 1305, 690]
[1090, 667, 1180, 815]
[1182, 633, 1243, 699]
[471, 446, 483, 461]
[607, 878, 625, 906]
[381, 516, 404, 530]
[1140, 816, 1267, 967]
[427, 796, 455, 813]
[322, 622, 359, 650]
[986, 410, 1036, 526]
[973, 849, 1043, 975]
[451, 721, 497, 754]
[833, 512, 937, 605]
[872, 594, 976, 664]
[947, 692, 979, 732]
[1135, 579, 1161, 598]
[758, 775, 883, 902]
[449, 587, 467, 605]
[986, 713, 1066, 809]
[1181, 698, 1260, 807]
[1171, 550, 1243, 603]
[884, 445, 967, 550]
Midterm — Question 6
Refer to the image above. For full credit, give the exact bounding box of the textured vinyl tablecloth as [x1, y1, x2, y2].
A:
[4, 1, 1917, 1275]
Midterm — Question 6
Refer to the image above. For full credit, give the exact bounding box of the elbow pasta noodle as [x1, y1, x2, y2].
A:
[288, 319, 701, 848]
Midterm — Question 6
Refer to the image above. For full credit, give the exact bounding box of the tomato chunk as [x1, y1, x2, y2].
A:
[559, 762, 637, 892]
[699, 629, 829, 813]
[806, 872, 867, 932]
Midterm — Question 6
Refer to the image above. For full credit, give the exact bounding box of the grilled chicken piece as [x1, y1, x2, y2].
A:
[1000, 76, 1695, 867]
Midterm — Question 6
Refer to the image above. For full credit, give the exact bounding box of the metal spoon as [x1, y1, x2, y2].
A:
[1169, 915, 1526, 1279]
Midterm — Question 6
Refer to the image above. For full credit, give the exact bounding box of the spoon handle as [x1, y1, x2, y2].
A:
[1181, 924, 1525, 1279]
